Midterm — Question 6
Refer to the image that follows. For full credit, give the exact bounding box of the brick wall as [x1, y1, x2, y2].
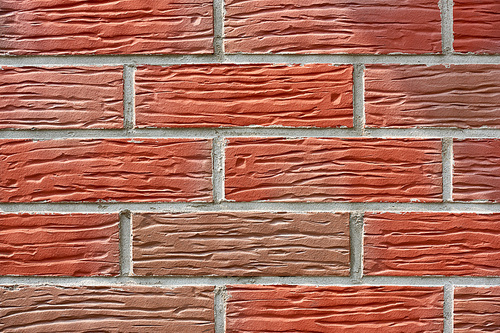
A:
[1, 0, 500, 332]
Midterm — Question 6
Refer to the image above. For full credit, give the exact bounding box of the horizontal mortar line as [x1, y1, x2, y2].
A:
[2, 128, 500, 140]
[2, 54, 500, 66]
[2, 202, 500, 213]
[1, 275, 500, 287]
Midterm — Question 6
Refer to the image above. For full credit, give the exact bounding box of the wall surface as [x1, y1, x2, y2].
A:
[1, 0, 500, 332]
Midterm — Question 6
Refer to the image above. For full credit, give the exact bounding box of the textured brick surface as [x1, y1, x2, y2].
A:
[133, 212, 350, 276]
[454, 0, 500, 54]
[0, 139, 212, 202]
[0, 0, 213, 55]
[0, 66, 123, 129]
[365, 65, 500, 128]
[0, 285, 214, 332]
[226, 285, 443, 332]
[135, 64, 353, 128]
[0, 213, 119, 277]
[225, 0, 441, 54]
[225, 138, 442, 202]
[365, 212, 500, 276]
[454, 139, 500, 202]
[455, 287, 500, 332]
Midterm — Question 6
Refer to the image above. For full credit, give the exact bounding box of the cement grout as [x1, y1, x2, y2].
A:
[118, 211, 133, 277]
[349, 212, 364, 283]
[440, 0, 455, 54]
[443, 283, 454, 333]
[212, 136, 226, 203]
[214, 286, 227, 333]
[122, 65, 136, 130]
[442, 138, 454, 202]
[352, 64, 365, 136]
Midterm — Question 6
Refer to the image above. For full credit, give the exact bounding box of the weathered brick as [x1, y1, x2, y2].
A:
[0, 0, 213, 55]
[455, 287, 500, 332]
[0, 139, 212, 202]
[454, 0, 500, 54]
[133, 212, 350, 276]
[225, 138, 442, 202]
[454, 139, 500, 202]
[226, 285, 443, 332]
[135, 64, 353, 128]
[365, 212, 500, 276]
[0, 285, 214, 332]
[0, 66, 123, 129]
[225, 0, 441, 54]
[365, 65, 500, 128]
[0, 213, 119, 276]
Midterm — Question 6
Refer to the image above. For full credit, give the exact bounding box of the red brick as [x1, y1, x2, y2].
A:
[0, 285, 214, 332]
[225, 138, 442, 202]
[454, 139, 500, 202]
[226, 285, 443, 332]
[225, 0, 441, 54]
[454, 0, 500, 53]
[132, 212, 350, 276]
[135, 64, 353, 128]
[365, 212, 500, 276]
[0, 139, 212, 202]
[0, 213, 119, 276]
[0, 0, 213, 55]
[0, 66, 123, 129]
[455, 287, 500, 332]
[365, 65, 500, 128]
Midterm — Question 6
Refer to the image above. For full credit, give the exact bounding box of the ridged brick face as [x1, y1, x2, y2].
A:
[0, 0, 214, 55]
[135, 64, 353, 128]
[0, 66, 123, 129]
[2, 0, 500, 330]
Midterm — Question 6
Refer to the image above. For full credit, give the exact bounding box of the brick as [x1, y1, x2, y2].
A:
[365, 212, 500, 276]
[226, 285, 443, 332]
[135, 64, 353, 128]
[225, 138, 442, 202]
[455, 287, 500, 332]
[0, 66, 123, 129]
[225, 0, 441, 54]
[0, 285, 214, 332]
[0, 139, 212, 202]
[0, 213, 119, 276]
[454, 139, 500, 202]
[132, 212, 350, 276]
[454, 0, 500, 54]
[365, 65, 500, 128]
[0, 0, 213, 55]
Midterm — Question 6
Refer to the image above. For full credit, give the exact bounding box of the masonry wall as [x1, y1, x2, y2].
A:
[0, 0, 500, 332]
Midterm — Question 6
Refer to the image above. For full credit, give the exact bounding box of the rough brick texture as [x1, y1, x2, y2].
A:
[0, 0, 213, 55]
[132, 212, 350, 276]
[455, 287, 500, 332]
[226, 285, 444, 332]
[135, 64, 353, 128]
[365, 65, 500, 128]
[225, 0, 442, 54]
[454, 0, 500, 53]
[0, 213, 119, 277]
[365, 212, 500, 276]
[0, 66, 123, 129]
[0, 285, 214, 332]
[225, 138, 442, 202]
[0, 139, 212, 202]
[454, 139, 500, 202]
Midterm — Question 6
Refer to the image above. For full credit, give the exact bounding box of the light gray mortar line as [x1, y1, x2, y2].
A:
[213, 0, 226, 62]
[214, 286, 227, 333]
[122, 65, 136, 130]
[439, 0, 454, 54]
[352, 64, 365, 136]
[349, 212, 364, 283]
[1, 276, 500, 287]
[118, 211, 132, 276]
[443, 283, 454, 333]
[4, 127, 500, 140]
[3, 202, 500, 213]
[212, 136, 226, 204]
[442, 138, 454, 202]
[3, 54, 500, 66]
